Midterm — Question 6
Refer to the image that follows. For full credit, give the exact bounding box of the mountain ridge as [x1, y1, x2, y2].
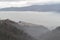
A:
[0, 3, 60, 12]
[0, 19, 36, 40]
[39, 26, 60, 40]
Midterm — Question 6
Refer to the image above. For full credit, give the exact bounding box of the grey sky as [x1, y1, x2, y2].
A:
[0, 0, 23, 1]
[0, 0, 59, 3]
[0, 0, 59, 8]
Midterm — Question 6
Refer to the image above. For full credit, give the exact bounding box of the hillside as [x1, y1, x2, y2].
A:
[39, 26, 60, 40]
[18, 21, 50, 40]
[0, 19, 36, 40]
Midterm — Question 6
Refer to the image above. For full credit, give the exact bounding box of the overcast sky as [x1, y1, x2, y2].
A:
[0, 0, 60, 8]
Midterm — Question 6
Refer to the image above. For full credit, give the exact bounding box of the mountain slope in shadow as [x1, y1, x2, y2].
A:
[18, 21, 50, 40]
[40, 26, 60, 40]
[0, 3, 60, 12]
[0, 19, 36, 40]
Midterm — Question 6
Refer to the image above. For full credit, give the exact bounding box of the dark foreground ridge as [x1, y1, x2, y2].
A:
[39, 26, 60, 40]
[18, 21, 50, 40]
[0, 19, 36, 40]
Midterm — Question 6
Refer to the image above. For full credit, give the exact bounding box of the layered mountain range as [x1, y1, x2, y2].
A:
[0, 3, 60, 12]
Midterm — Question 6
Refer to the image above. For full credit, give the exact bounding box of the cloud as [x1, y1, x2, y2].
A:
[0, 0, 58, 2]
[0, 0, 60, 8]
[0, 0, 59, 3]
[0, 0, 21, 1]
[0, 1, 31, 8]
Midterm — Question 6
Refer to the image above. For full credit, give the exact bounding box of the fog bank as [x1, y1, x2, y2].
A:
[0, 11, 60, 30]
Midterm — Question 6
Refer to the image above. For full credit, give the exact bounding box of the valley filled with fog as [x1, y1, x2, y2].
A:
[0, 11, 60, 30]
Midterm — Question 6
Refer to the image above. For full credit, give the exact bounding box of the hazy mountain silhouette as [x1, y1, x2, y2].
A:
[0, 19, 36, 40]
[0, 3, 60, 12]
[39, 26, 60, 40]
[18, 21, 50, 40]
